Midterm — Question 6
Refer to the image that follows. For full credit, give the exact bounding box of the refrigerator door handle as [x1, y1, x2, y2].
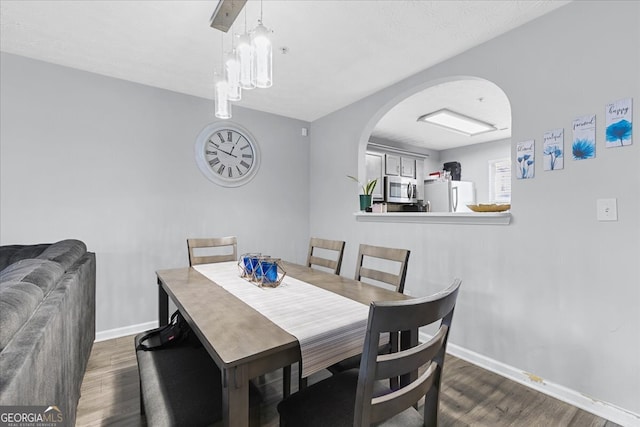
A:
[452, 186, 459, 212]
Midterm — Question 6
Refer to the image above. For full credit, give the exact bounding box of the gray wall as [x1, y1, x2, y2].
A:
[309, 0, 639, 416]
[440, 138, 511, 203]
[0, 53, 311, 333]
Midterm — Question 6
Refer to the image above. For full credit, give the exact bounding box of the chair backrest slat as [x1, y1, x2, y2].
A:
[354, 279, 461, 427]
[354, 244, 410, 293]
[187, 236, 237, 266]
[375, 325, 448, 381]
[307, 237, 345, 275]
[370, 362, 438, 424]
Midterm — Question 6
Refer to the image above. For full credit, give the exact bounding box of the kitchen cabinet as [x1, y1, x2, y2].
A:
[385, 154, 400, 176]
[386, 154, 415, 178]
[401, 157, 416, 178]
[365, 152, 384, 200]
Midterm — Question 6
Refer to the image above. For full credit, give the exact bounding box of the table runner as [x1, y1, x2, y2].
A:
[194, 261, 370, 378]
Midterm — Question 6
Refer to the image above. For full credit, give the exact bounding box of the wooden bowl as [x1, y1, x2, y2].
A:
[466, 204, 511, 212]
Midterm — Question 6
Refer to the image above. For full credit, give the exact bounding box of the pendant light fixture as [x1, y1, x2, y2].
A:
[225, 32, 241, 101]
[237, 9, 255, 90]
[214, 34, 231, 119]
[210, 0, 276, 119]
[214, 70, 231, 119]
[251, 0, 272, 88]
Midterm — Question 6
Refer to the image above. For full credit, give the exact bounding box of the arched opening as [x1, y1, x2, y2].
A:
[357, 76, 512, 212]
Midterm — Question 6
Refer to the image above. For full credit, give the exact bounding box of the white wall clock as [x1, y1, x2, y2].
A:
[194, 122, 261, 187]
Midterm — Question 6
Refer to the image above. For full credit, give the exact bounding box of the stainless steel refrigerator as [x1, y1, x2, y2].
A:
[423, 179, 476, 212]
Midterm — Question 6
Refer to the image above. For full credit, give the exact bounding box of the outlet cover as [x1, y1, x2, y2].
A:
[597, 198, 618, 221]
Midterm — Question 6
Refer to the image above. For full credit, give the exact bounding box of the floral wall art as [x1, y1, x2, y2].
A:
[516, 140, 535, 179]
[543, 128, 564, 171]
[572, 114, 596, 160]
[605, 98, 633, 148]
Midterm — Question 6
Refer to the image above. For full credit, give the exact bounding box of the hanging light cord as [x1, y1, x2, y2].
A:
[260, 0, 263, 23]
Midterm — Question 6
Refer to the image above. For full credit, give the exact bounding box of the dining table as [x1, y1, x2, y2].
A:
[156, 260, 412, 427]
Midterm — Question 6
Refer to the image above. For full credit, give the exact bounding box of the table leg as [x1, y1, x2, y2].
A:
[283, 365, 291, 398]
[400, 328, 418, 388]
[158, 277, 168, 326]
[222, 365, 249, 427]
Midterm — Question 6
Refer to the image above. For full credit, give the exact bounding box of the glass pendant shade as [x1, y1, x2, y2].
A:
[236, 33, 255, 90]
[225, 51, 242, 101]
[214, 71, 231, 119]
[251, 21, 272, 88]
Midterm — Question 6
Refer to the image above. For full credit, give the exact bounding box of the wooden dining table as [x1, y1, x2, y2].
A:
[156, 261, 412, 427]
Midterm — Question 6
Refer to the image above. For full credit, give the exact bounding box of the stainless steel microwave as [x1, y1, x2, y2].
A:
[384, 176, 418, 203]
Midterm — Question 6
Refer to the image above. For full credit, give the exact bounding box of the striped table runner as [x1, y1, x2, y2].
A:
[193, 261, 370, 378]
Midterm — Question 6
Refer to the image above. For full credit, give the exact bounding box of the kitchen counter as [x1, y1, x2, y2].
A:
[354, 211, 511, 225]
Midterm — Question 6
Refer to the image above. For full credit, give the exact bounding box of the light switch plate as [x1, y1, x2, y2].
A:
[597, 198, 618, 221]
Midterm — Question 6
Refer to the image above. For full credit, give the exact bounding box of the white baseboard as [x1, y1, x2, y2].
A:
[439, 338, 640, 427]
[95, 321, 158, 343]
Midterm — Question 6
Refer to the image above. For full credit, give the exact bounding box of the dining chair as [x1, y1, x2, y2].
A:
[135, 329, 262, 427]
[286, 237, 346, 394]
[326, 243, 411, 378]
[354, 243, 410, 293]
[277, 278, 461, 427]
[307, 237, 346, 275]
[187, 236, 237, 266]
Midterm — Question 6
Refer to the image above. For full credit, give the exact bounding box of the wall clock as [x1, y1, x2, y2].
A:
[194, 122, 261, 187]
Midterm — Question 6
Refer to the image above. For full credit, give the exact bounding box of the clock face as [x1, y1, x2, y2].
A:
[195, 123, 261, 187]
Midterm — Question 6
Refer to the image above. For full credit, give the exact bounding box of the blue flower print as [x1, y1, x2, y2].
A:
[543, 145, 563, 170]
[572, 139, 595, 160]
[606, 119, 632, 146]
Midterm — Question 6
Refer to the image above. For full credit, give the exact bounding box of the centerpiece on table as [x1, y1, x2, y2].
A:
[238, 253, 286, 288]
[347, 175, 377, 211]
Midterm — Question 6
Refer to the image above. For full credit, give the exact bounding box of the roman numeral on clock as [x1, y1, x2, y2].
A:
[217, 133, 225, 144]
[209, 158, 220, 167]
[217, 164, 226, 175]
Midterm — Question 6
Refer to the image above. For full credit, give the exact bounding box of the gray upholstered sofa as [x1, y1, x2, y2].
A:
[0, 239, 95, 426]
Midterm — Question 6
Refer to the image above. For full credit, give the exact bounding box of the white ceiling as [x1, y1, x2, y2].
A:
[0, 0, 569, 148]
[372, 78, 512, 150]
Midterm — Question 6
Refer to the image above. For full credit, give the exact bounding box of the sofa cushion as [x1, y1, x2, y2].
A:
[0, 259, 65, 294]
[0, 282, 45, 351]
[36, 239, 87, 272]
[0, 244, 49, 272]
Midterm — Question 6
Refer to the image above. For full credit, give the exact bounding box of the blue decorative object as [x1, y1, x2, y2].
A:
[238, 254, 286, 287]
[241, 253, 261, 274]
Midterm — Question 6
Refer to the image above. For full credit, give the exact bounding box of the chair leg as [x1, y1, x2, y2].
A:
[139, 379, 145, 416]
[423, 385, 439, 427]
[249, 404, 261, 427]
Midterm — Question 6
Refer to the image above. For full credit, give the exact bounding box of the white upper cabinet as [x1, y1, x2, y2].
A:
[401, 157, 416, 178]
[365, 152, 384, 200]
[385, 154, 401, 176]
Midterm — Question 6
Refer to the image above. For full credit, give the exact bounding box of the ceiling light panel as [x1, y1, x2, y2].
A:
[417, 109, 497, 136]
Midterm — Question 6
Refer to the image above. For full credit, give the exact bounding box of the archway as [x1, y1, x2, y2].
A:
[357, 76, 512, 208]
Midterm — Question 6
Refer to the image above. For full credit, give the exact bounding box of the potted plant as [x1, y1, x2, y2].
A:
[347, 175, 377, 211]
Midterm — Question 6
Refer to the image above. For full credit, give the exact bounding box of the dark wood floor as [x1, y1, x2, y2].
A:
[75, 335, 619, 426]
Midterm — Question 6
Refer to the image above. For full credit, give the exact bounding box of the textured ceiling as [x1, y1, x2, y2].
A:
[0, 0, 569, 148]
